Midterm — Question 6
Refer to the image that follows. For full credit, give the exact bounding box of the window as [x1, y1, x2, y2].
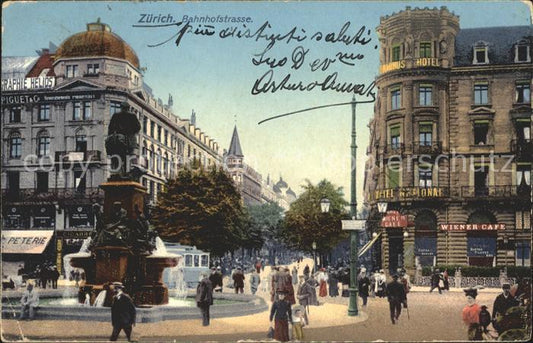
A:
[474, 165, 489, 196]
[110, 101, 121, 116]
[150, 180, 155, 201]
[87, 63, 99, 75]
[187, 145, 191, 158]
[516, 120, 531, 142]
[75, 134, 87, 152]
[516, 82, 530, 104]
[150, 121, 155, 137]
[473, 43, 488, 64]
[387, 163, 400, 188]
[390, 125, 401, 149]
[9, 106, 21, 123]
[149, 149, 154, 171]
[143, 116, 147, 134]
[201, 255, 208, 267]
[164, 130, 168, 146]
[38, 104, 50, 121]
[419, 165, 433, 188]
[7, 171, 20, 194]
[36, 172, 48, 193]
[66, 65, 79, 78]
[73, 101, 91, 120]
[37, 133, 50, 156]
[156, 151, 161, 173]
[517, 164, 531, 193]
[516, 241, 531, 266]
[419, 85, 433, 106]
[9, 133, 22, 158]
[515, 42, 530, 63]
[163, 153, 168, 176]
[419, 123, 433, 146]
[157, 125, 162, 142]
[391, 87, 401, 110]
[185, 255, 192, 267]
[392, 45, 401, 62]
[419, 42, 432, 58]
[474, 121, 489, 145]
[74, 170, 86, 192]
[474, 83, 488, 105]
[194, 255, 200, 267]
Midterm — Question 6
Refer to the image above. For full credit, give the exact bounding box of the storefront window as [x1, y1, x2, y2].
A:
[415, 210, 437, 266]
[516, 241, 531, 266]
[467, 211, 497, 266]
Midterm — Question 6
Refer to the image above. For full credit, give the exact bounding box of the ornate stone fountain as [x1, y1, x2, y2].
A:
[70, 102, 178, 306]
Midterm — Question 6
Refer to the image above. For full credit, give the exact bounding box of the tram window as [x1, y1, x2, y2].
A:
[201, 255, 208, 267]
[194, 255, 200, 267]
[185, 255, 192, 267]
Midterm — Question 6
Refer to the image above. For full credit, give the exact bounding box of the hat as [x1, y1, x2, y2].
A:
[463, 288, 478, 298]
[216, 266, 221, 270]
[502, 283, 511, 290]
[112, 282, 124, 289]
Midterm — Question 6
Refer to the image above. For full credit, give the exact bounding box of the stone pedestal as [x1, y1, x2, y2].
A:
[99, 181, 147, 220]
[94, 246, 131, 283]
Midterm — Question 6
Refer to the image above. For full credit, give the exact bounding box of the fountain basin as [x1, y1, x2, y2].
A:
[1, 290, 268, 323]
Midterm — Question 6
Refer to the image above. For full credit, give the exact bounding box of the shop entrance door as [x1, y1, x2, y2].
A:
[388, 230, 404, 273]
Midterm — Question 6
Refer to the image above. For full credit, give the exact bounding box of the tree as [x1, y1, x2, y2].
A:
[247, 202, 284, 257]
[279, 179, 349, 254]
[151, 165, 246, 257]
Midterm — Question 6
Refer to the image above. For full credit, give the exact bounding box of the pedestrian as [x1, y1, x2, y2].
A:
[296, 275, 313, 321]
[462, 287, 482, 340]
[196, 271, 213, 326]
[303, 264, 310, 279]
[305, 274, 319, 306]
[19, 283, 39, 320]
[232, 267, 245, 294]
[270, 266, 281, 302]
[291, 266, 298, 285]
[250, 269, 261, 295]
[109, 282, 136, 341]
[491, 282, 519, 335]
[51, 267, 60, 289]
[375, 269, 387, 297]
[358, 270, 371, 307]
[269, 290, 293, 342]
[281, 267, 296, 305]
[255, 260, 262, 274]
[40, 267, 48, 289]
[398, 268, 411, 295]
[292, 307, 307, 341]
[317, 268, 328, 297]
[429, 269, 442, 294]
[443, 269, 450, 291]
[328, 269, 339, 297]
[386, 274, 406, 324]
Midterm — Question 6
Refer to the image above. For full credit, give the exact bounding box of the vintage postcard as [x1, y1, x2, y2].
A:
[1, 0, 531, 342]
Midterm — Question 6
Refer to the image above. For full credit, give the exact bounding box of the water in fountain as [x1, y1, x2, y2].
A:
[152, 237, 187, 300]
[62, 237, 92, 299]
[93, 290, 106, 307]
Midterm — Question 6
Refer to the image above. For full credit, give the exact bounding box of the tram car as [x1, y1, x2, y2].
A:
[162, 242, 210, 288]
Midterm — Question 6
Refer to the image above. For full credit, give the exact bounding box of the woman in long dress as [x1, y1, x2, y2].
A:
[317, 268, 328, 297]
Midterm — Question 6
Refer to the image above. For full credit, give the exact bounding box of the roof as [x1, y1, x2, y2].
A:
[454, 26, 532, 66]
[286, 187, 296, 197]
[1, 56, 39, 79]
[55, 20, 139, 69]
[227, 125, 243, 157]
[276, 177, 288, 189]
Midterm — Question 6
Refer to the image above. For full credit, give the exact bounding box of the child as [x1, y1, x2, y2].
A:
[292, 307, 307, 341]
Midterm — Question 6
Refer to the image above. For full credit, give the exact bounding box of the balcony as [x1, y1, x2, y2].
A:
[460, 185, 530, 199]
[2, 187, 104, 203]
[383, 143, 405, 155]
[412, 141, 442, 155]
[55, 150, 103, 163]
[511, 139, 532, 161]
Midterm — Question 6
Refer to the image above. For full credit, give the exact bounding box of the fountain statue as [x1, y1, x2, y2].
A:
[70, 102, 178, 307]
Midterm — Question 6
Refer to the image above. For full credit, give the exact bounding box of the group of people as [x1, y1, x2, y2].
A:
[429, 268, 450, 293]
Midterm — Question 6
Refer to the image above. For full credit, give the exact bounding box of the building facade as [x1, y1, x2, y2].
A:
[364, 7, 532, 273]
[1, 20, 222, 273]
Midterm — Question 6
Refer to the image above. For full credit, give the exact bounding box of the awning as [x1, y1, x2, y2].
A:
[1, 230, 54, 254]
[358, 232, 382, 257]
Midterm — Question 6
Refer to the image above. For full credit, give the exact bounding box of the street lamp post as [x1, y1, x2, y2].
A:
[312, 241, 317, 273]
[348, 96, 359, 317]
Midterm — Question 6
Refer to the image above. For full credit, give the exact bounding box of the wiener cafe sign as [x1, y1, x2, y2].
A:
[439, 223, 506, 231]
[381, 211, 408, 228]
[1, 230, 54, 254]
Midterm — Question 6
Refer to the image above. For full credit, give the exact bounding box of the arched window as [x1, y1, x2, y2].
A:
[414, 210, 438, 267]
[467, 210, 497, 266]
[9, 132, 22, 158]
[37, 130, 50, 157]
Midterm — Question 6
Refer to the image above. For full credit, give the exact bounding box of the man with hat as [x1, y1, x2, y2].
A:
[110, 282, 136, 341]
[269, 290, 293, 342]
[209, 267, 223, 293]
[196, 271, 213, 326]
[232, 267, 245, 294]
[492, 282, 519, 334]
[462, 287, 482, 340]
[386, 274, 406, 324]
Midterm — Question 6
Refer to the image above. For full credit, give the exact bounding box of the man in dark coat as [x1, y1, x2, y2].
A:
[209, 267, 223, 292]
[196, 272, 213, 326]
[110, 282, 136, 341]
[386, 274, 406, 324]
[358, 271, 371, 306]
[232, 267, 245, 294]
[492, 283, 519, 334]
[429, 269, 442, 294]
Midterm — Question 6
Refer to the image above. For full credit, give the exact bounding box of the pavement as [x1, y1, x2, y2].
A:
[1, 258, 505, 342]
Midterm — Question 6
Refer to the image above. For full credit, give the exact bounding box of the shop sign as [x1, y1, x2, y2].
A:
[61, 230, 93, 239]
[4, 206, 26, 228]
[1, 230, 54, 254]
[1, 92, 100, 105]
[372, 187, 446, 201]
[1, 76, 55, 91]
[33, 206, 55, 228]
[467, 237, 496, 257]
[341, 219, 366, 231]
[440, 223, 506, 231]
[381, 210, 408, 228]
[68, 205, 94, 228]
[415, 237, 437, 256]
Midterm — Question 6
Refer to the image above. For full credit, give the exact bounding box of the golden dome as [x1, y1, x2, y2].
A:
[55, 20, 139, 69]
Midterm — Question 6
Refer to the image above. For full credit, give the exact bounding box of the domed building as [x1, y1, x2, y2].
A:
[1, 20, 222, 275]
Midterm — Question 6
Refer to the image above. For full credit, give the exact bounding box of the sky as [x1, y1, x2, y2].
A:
[2, 1, 531, 210]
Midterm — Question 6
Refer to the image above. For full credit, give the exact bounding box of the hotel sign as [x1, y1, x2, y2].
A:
[1, 76, 55, 91]
[440, 223, 506, 231]
[379, 58, 440, 74]
[372, 187, 447, 201]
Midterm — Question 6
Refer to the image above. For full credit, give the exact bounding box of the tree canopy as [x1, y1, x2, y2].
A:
[151, 165, 247, 257]
[279, 179, 349, 254]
